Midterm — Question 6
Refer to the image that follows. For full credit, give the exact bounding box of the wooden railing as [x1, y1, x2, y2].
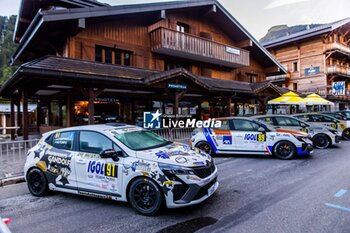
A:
[150, 27, 250, 68]
[327, 65, 350, 76]
[325, 41, 350, 55]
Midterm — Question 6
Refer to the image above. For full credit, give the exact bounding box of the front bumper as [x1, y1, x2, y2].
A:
[297, 142, 313, 155]
[166, 166, 218, 208]
[335, 135, 341, 144]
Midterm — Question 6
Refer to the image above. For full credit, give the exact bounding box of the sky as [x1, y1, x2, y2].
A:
[0, 0, 349, 40]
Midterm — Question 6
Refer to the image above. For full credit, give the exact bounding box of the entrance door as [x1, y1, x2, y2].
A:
[75, 131, 124, 198]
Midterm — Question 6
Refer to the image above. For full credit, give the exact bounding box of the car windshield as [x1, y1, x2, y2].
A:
[113, 129, 172, 150]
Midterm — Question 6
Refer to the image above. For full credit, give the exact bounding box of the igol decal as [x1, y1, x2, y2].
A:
[87, 161, 118, 178]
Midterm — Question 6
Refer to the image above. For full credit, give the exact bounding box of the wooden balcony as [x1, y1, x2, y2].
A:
[327, 65, 350, 77]
[266, 74, 289, 82]
[325, 42, 350, 55]
[150, 27, 250, 68]
[318, 87, 350, 97]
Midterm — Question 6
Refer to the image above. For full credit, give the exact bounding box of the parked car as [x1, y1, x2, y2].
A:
[252, 115, 340, 149]
[292, 113, 347, 140]
[25, 123, 218, 215]
[321, 112, 350, 140]
[191, 117, 313, 160]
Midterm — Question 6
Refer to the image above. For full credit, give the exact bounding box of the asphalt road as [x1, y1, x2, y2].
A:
[1, 142, 350, 233]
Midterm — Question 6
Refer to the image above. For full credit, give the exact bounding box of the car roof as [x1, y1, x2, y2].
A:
[252, 114, 295, 118]
[217, 116, 252, 120]
[42, 123, 141, 137]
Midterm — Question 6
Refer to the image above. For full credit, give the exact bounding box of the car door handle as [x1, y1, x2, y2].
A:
[76, 159, 86, 165]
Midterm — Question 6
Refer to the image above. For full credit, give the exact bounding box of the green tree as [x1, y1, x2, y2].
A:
[0, 15, 18, 84]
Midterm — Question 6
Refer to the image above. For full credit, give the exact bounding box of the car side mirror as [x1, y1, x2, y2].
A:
[100, 149, 122, 162]
[300, 123, 307, 128]
[258, 127, 266, 133]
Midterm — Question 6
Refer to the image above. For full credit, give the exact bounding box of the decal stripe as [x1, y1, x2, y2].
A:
[55, 184, 122, 197]
[276, 129, 307, 136]
[212, 129, 231, 135]
[203, 128, 217, 153]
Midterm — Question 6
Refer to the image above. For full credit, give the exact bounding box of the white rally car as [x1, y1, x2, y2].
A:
[191, 117, 313, 160]
[252, 115, 341, 149]
[24, 124, 218, 215]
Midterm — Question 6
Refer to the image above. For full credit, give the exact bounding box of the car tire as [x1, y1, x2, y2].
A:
[26, 168, 49, 197]
[128, 177, 163, 216]
[195, 141, 214, 156]
[342, 128, 350, 141]
[312, 134, 331, 149]
[273, 140, 296, 160]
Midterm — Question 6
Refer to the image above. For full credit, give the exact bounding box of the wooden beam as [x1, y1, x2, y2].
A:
[88, 88, 95, 125]
[236, 39, 253, 48]
[264, 66, 280, 74]
[66, 95, 75, 127]
[10, 99, 15, 140]
[22, 89, 29, 140]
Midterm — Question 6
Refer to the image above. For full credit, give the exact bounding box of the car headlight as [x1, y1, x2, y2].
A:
[159, 163, 194, 180]
[293, 134, 307, 142]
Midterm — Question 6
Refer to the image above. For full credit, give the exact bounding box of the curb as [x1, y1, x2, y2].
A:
[0, 176, 25, 187]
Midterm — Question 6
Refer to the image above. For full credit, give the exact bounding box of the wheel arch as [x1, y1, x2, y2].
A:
[125, 175, 165, 203]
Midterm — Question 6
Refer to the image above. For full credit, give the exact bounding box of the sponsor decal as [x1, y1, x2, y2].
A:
[223, 135, 232, 145]
[244, 134, 266, 142]
[193, 161, 205, 166]
[163, 181, 175, 185]
[87, 161, 118, 178]
[155, 151, 170, 159]
[186, 175, 202, 182]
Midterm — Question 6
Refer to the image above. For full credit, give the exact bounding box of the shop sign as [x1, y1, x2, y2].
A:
[332, 81, 345, 96]
[167, 83, 187, 90]
[95, 98, 119, 103]
[304, 66, 320, 76]
[226, 46, 241, 55]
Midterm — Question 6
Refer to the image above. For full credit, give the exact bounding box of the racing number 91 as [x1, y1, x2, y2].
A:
[105, 163, 117, 177]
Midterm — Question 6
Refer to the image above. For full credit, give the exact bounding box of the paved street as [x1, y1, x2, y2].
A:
[1, 142, 350, 233]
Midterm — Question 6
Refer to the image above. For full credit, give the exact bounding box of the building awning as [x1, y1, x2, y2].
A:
[0, 56, 288, 99]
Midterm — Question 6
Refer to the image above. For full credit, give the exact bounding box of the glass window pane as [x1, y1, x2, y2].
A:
[52, 131, 75, 150]
[105, 48, 112, 64]
[124, 52, 131, 66]
[115, 50, 122, 65]
[79, 131, 113, 154]
[233, 119, 258, 131]
[95, 46, 102, 62]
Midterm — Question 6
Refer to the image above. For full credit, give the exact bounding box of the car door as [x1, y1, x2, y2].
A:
[74, 130, 124, 198]
[42, 131, 78, 189]
[231, 119, 267, 152]
[274, 117, 308, 133]
[208, 119, 234, 151]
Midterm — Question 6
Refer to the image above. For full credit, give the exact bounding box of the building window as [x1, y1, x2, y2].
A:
[246, 73, 257, 83]
[95, 45, 133, 66]
[293, 62, 298, 72]
[176, 22, 189, 33]
[164, 59, 190, 71]
[293, 83, 298, 91]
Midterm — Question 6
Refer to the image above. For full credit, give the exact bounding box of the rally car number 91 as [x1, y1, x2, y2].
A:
[24, 124, 218, 215]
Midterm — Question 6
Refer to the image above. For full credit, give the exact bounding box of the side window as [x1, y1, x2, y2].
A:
[275, 117, 301, 126]
[212, 120, 231, 130]
[256, 117, 274, 125]
[52, 131, 75, 150]
[294, 115, 311, 122]
[311, 115, 334, 123]
[79, 131, 114, 154]
[232, 119, 259, 131]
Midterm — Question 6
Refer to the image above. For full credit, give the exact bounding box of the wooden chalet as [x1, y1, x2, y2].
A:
[263, 18, 350, 110]
[1, 0, 287, 140]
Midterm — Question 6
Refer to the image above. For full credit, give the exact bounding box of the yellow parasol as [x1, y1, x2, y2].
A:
[268, 91, 305, 105]
[304, 93, 334, 106]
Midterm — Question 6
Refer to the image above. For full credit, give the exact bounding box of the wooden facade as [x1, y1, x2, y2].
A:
[264, 19, 350, 109]
[2, 0, 287, 140]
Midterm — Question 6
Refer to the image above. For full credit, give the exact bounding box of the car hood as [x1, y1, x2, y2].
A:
[136, 142, 211, 167]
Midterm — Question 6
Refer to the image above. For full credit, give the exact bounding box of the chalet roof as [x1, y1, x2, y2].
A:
[0, 56, 286, 98]
[14, 0, 107, 43]
[11, 0, 286, 75]
[262, 18, 350, 49]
